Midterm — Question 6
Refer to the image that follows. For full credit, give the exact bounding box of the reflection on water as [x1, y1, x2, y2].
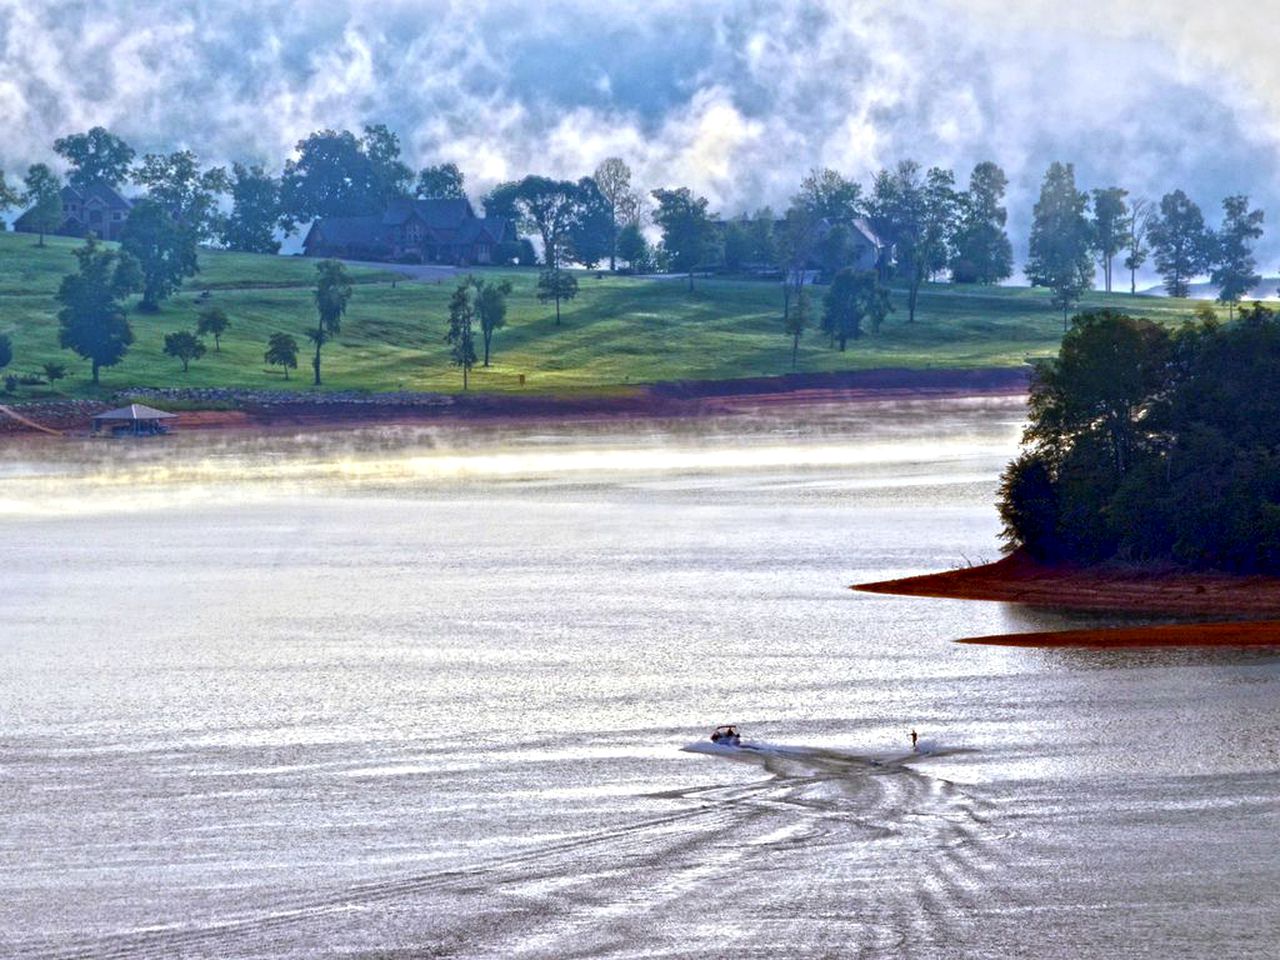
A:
[2, 396, 1279, 959]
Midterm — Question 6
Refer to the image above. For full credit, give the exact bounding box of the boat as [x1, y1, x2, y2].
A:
[709, 724, 742, 746]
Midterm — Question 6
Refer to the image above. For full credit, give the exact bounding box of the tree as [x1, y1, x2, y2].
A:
[120, 200, 199, 312]
[1123, 197, 1156, 295]
[55, 237, 140, 384]
[42, 361, 66, 385]
[1091, 187, 1129, 294]
[196, 307, 231, 351]
[444, 279, 478, 389]
[0, 334, 11, 374]
[1025, 162, 1094, 326]
[163, 330, 206, 372]
[822, 268, 892, 351]
[221, 163, 283, 254]
[132, 150, 228, 241]
[264, 332, 299, 380]
[415, 162, 466, 199]
[568, 176, 614, 269]
[869, 161, 954, 323]
[792, 167, 861, 222]
[593, 157, 641, 270]
[53, 127, 135, 190]
[776, 205, 818, 319]
[310, 259, 352, 386]
[950, 161, 1013, 284]
[481, 180, 523, 225]
[616, 222, 650, 271]
[511, 176, 583, 270]
[473, 277, 513, 366]
[280, 128, 386, 225]
[1211, 194, 1264, 318]
[1148, 189, 1214, 298]
[362, 123, 413, 205]
[651, 187, 714, 292]
[536, 269, 579, 325]
[0, 170, 19, 217]
[22, 164, 62, 247]
[784, 286, 809, 370]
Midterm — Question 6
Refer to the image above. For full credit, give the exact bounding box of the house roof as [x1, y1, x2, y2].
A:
[64, 183, 135, 211]
[382, 197, 477, 229]
[305, 216, 387, 248]
[93, 403, 176, 421]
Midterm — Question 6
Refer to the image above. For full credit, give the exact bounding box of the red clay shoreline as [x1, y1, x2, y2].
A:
[855, 551, 1280, 647]
[0, 367, 1030, 436]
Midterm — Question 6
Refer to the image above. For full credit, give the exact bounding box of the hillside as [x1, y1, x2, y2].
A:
[0, 232, 1215, 399]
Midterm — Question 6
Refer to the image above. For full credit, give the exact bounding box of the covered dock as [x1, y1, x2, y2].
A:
[91, 403, 177, 437]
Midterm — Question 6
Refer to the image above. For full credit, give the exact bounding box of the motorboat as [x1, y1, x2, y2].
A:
[709, 724, 742, 746]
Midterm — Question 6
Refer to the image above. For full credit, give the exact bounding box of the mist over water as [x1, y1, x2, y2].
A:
[2, 397, 1278, 958]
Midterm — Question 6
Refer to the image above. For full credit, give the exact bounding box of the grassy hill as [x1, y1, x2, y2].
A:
[0, 231, 1213, 400]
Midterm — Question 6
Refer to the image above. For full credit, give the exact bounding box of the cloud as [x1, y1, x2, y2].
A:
[1, 0, 1278, 275]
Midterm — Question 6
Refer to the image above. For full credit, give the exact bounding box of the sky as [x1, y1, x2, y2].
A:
[2, 0, 1279, 278]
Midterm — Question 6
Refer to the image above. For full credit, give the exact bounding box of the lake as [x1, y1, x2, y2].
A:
[2, 397, 1278, 958]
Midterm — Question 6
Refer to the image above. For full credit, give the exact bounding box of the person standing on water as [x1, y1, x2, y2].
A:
[911, 729, 918, 751]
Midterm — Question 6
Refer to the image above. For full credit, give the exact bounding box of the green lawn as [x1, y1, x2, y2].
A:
[0, 231, 1214, 400]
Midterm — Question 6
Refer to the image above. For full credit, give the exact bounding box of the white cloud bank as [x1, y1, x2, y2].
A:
[2, 0, 1279, 271]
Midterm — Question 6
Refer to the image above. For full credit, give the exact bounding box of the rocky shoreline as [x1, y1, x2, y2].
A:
[0, 367, 1031, 435]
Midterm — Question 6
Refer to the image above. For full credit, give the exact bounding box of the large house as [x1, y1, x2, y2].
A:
[13, 183, 134, 242]
[303, 198, 510, 266]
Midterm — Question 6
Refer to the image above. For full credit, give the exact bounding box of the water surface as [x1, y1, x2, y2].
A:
[2, 398, 1277, 958]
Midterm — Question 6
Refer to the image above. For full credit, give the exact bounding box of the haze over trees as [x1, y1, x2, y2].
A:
[55, 237, 140, 384]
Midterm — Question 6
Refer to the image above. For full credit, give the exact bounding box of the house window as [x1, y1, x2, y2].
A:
[112, 212, 122, 221]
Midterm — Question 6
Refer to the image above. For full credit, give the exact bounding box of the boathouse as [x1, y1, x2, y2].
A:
[91, 403, 176, 436]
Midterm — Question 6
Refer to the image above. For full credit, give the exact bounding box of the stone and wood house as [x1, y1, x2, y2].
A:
[14, 183, 135, 242]
[302, 198, 510, 265]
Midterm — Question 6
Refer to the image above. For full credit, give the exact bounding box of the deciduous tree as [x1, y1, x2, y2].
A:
[822, 268, 892, 351]
[264, 332, 299, 379]
[950, 161, 1013, 284]
[792, 167, 861, 222]
[444, 279, 478, 389]
[651, 187, 714, 292]
[415, 162, 466, 200]
[1211, 194, 1264, 317]
[784, 286, 809, 370]
[196, 307, 231, 351]
[1025, 162, 1094, 326]
[221, 163, 283, 254]
[1123, 197, 1156, 295]
[473, 277, 513, 366]
[1091, 187, 1128, 294]
[53, 127, 135, 190]
[568, 177, 613, 269]
[163, 330, 206, 372]
[592, 157, 641, 270]
[133, 150, 228, 241]
[120, 200, 199, 312]
[56, 237, 140, 384]
[310, 259, 352, 385]
[281, 129, 387, 224]
[1148, 189, 1213, 298]
[536, 269, 578, 325]
[22, 164, 62, 247]
[616, 222, 650, 271]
